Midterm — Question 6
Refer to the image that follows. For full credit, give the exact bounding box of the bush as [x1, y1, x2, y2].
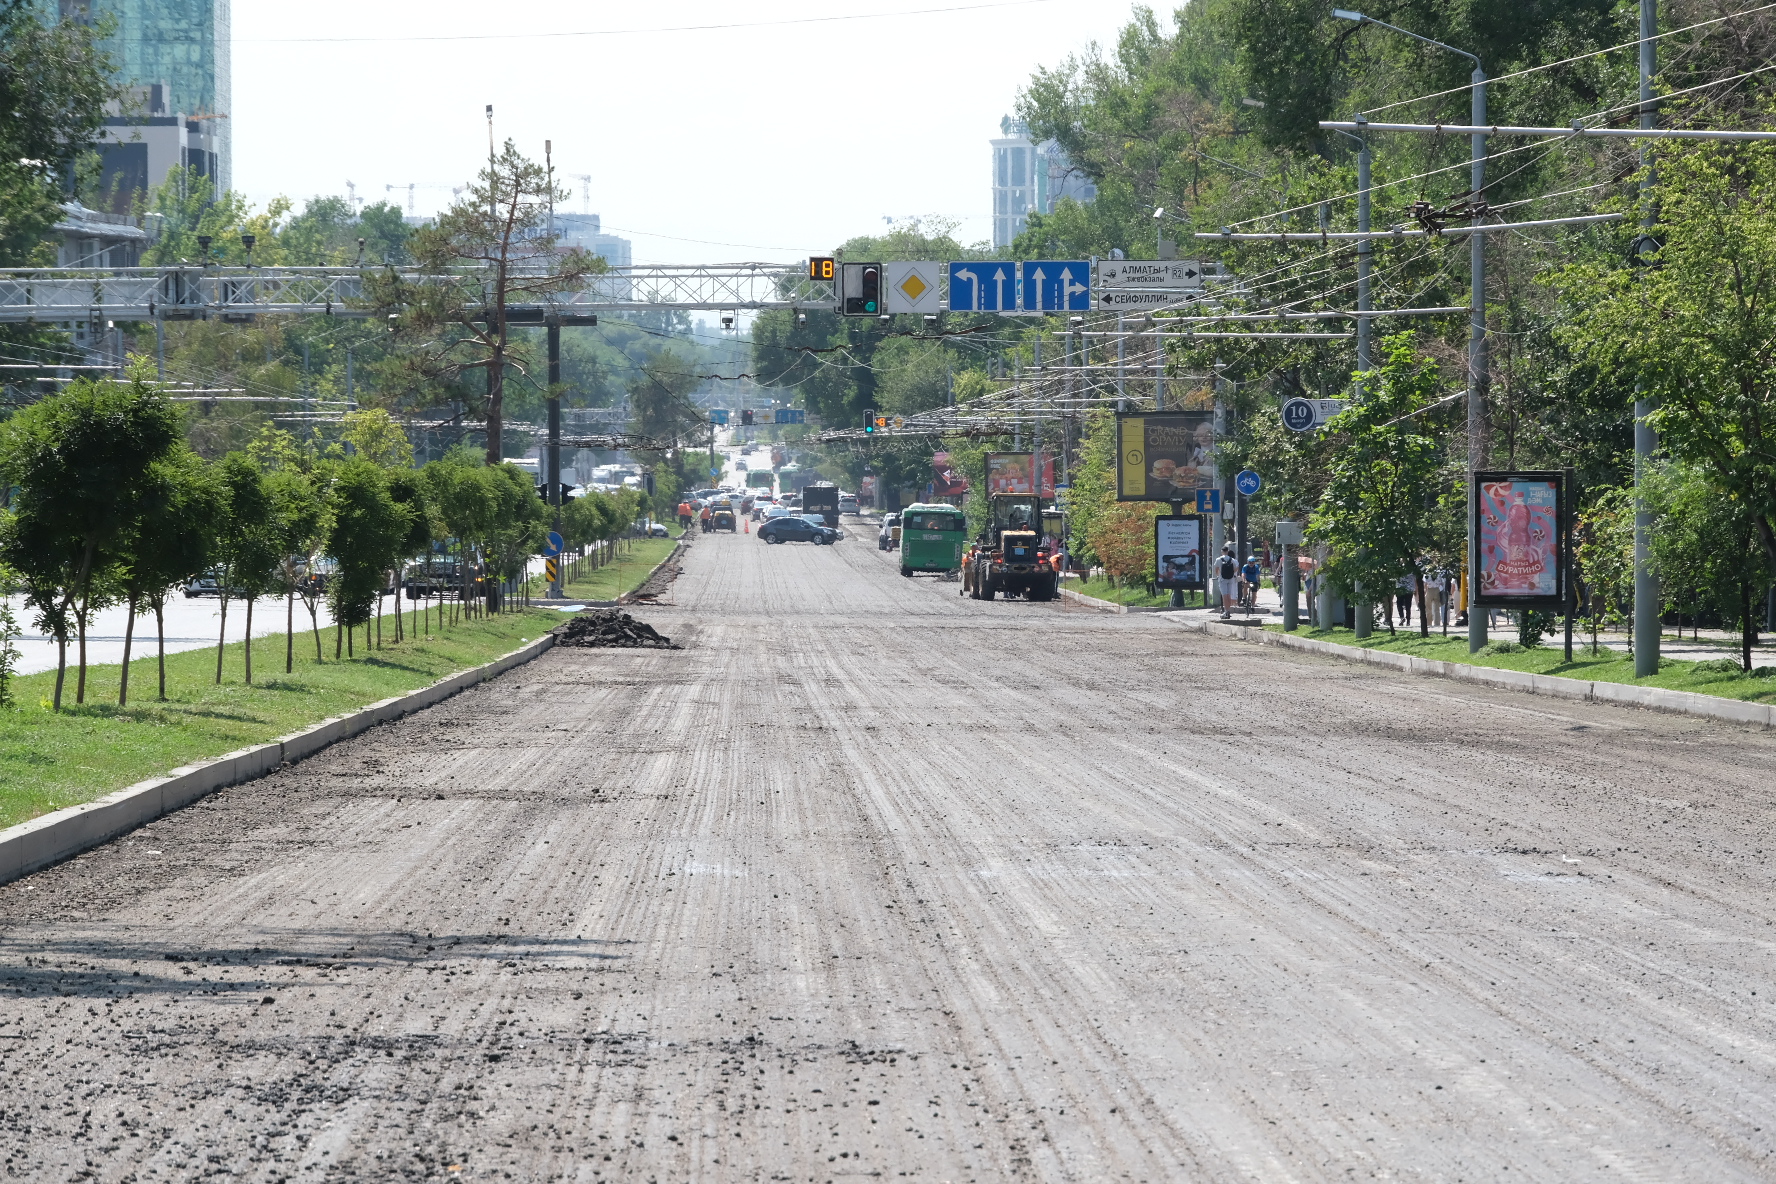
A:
[1691, 658, 1744, 676]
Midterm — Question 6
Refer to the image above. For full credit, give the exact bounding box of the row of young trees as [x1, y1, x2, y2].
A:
[0, 368, 645, 711]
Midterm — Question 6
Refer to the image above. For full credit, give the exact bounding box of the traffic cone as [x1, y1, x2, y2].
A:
[744, 517, 750, 533]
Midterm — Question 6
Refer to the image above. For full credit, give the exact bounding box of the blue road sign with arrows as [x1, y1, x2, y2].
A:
[1196, 489, 1222, 515]
[543, 531, 564, 557]
[948, 261, 1017, 312]
[1022, 261, 1091, 312]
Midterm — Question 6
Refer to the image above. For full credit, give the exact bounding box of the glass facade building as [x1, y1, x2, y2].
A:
[991, 116, 1095, 249]
[52, 0, 231, 192]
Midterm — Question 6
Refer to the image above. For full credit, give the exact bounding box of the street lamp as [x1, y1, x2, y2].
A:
[1152, 207, 1180, 260]
[1335, 7, 1491, 652]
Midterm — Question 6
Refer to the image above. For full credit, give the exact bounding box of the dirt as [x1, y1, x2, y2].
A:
[2, 524, 1775, 1181]
[552, 609, 681, 650]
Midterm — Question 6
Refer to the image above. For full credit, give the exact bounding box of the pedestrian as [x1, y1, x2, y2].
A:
[1216, 543, 1240, 620]
[1396, 574, 1414, 625]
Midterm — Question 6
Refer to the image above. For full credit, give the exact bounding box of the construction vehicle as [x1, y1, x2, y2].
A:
[963, 494, 1060, 601]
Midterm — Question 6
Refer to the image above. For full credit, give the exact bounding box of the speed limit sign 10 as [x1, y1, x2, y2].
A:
[1282, 397, 1318, 432]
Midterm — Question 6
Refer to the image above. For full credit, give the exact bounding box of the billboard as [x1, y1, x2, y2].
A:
[1472, 470, 1565, 608]
[932, 452, 969, 497]
[1154, 515, 1205, 590]
[985, 452, 1056, 496]
[1116, 413, 1216, 502]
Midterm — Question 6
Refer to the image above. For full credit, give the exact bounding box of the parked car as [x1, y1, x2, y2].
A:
[763, 504, 798, 520]
[878, 513, 901, 551]
[839, 494, 859, 515]
[758, 515, 839, 545]
[647, 521, 670, 538]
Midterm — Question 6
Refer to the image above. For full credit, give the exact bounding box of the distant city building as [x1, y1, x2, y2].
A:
[553, 213, 632, 269]
[46, 0, 232, 208]
[991, 116, 1096, 249]
[55, 201, 152, 267]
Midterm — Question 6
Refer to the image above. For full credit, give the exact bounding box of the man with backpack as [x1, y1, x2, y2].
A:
[1216, 543, 1240, 620]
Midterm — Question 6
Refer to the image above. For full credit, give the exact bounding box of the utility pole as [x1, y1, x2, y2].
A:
[1467, 52, 1490, 654]
[1634, 0, 1661, 677]
[547, 318, 563, 598]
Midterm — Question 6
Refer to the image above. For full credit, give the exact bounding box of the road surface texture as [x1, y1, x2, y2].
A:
[3, 526, 1775, 1182]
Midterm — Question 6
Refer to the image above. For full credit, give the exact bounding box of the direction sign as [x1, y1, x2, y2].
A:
[948, 261, 1017, 312]
[1196, 488, 1222, 514]
[1022, 260, 1091, 312]
[1235, 469, 1262, 497]
[543, 530, 565, 557]
[885, 262, 941, 315]
[1096, 260, 1204, 289]
[710, 408, 730, 425]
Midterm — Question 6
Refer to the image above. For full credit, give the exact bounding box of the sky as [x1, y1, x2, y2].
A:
[231, 0, 1140, 267]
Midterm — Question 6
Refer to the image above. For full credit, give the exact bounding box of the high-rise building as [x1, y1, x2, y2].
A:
[49, 0, 231, 207]
[991, 116, 1096, 249]
[553, 213, 632, 270]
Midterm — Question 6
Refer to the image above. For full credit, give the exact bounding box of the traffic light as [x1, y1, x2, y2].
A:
[809, 256, 835, 281]
[863, 408, 876, 433]
[841, 262, 883, 316]
[741, 409, 754, 426]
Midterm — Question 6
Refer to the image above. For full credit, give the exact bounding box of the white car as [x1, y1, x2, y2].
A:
[838, 494, 859, 514]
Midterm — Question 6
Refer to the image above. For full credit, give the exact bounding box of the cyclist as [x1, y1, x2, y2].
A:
[1240, 554, 1263, 612]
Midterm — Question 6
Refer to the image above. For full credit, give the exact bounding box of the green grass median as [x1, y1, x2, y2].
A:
[1270, 624, 1776, 704]
[0, 605, 565, 831]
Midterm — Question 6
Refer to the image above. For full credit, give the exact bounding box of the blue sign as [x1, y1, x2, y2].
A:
[1196, 488, 1222, 514]
[543, 530, 564, 557]
[1235, 469, 1262, 497]
[1022, 260, 1091, 312]
[948, 261, 1017, 312]
[710, 408, 730, 425]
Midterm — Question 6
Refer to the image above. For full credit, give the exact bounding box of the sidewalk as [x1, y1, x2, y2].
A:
[1085, 584, 1776, 671]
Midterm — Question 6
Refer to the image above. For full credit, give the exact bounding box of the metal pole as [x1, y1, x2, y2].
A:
[1634, 0, 1662, 677]
[1282, 541, 1298, 630]
[1356, 131, 1372, 374]
[345, 346, 354, 407]
[155, 313, 165, 380]
[1468, 62, 1490, 653]
[547, 320, 563, 599]
[1115, 315, 1126, 409]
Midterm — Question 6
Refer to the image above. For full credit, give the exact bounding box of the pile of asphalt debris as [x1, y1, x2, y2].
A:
[551, 608, 680, 650]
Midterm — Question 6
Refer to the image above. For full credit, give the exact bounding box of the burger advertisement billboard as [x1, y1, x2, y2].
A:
[1115, 413, 1216, 502]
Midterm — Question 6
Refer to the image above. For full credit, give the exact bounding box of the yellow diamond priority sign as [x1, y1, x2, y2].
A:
[884, 261, 941, 315]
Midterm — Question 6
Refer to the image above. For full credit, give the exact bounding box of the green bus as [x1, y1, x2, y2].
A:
[899, 503, 967, 577]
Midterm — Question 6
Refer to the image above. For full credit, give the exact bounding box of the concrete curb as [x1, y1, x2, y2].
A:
[0, 634, 558, 888]
[1059, 587, 1173, 614]
[1168, 616, 1776, 730]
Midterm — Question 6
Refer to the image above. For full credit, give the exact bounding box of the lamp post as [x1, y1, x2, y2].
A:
[1334, 9, 1488, 651]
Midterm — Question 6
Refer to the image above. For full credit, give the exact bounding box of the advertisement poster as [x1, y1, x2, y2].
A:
[1472, 470, 1565, 607]
[1154, 515, 1205, 590]
[931, 452, 970, 497]
[858, 475, 877, 506]
[1116, 413, 1216, 502]
[985, 452, 1056, 496]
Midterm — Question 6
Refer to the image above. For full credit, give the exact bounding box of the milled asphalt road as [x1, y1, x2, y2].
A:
[3, 526, 1775, 1182]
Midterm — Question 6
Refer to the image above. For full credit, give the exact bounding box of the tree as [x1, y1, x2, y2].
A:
[343, 407, 416, 468]
[325, 461, 410, 658]
[264, 468, 328, 671]
[384, 468, 436, 643]
[210, 454, 283, 684]
[115, 447, 223, 705]
[1556, 142, 1776, 613]
[1309, 335, 1462, 637]
[0, 370, 183, 709]
[1574, 486, 1634, 657]
[1648, 461, 1770, 671]
[0, 4, 118, 263]
[374, 141, 602, 464]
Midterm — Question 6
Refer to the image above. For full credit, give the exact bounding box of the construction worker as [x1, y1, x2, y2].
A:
[677, 501, 693, 530]
[699, 503, 713, 533]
